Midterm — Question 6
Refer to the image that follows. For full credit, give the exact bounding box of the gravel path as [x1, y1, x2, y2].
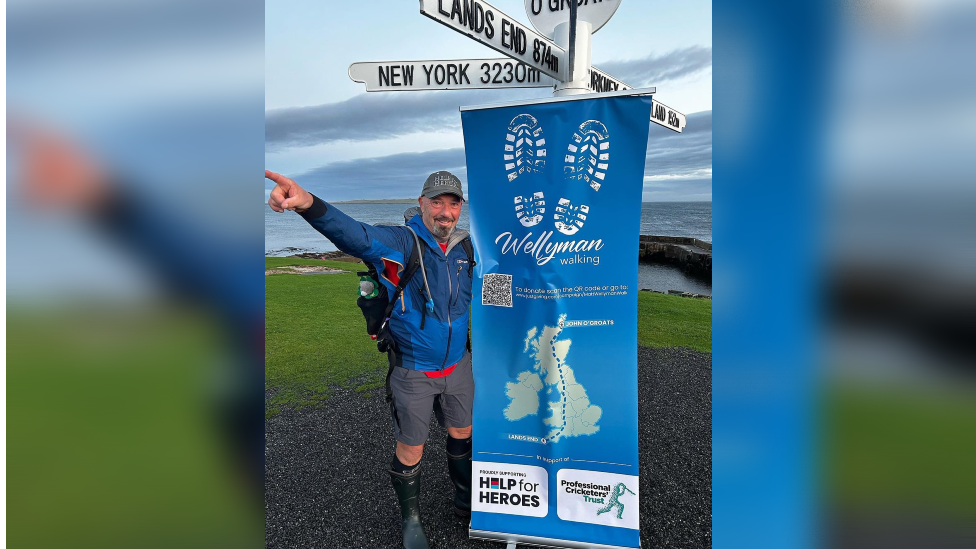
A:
[265, 346, 711, 548]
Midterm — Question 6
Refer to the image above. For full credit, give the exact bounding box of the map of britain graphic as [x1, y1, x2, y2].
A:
[504, 314, 602, 442]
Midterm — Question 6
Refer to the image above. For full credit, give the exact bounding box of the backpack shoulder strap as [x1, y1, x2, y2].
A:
[380, 228, 423, 324]
[460, 237, 476, 277]
[381, 228, 426, 402]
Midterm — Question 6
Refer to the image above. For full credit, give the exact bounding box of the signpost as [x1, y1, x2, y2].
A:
[348, 1, 687, 132]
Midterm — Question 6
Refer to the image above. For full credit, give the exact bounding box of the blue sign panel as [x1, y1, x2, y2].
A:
[462, 94, 653, 548]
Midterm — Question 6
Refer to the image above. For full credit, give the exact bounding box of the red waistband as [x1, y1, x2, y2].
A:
[423, 363, 457, 378]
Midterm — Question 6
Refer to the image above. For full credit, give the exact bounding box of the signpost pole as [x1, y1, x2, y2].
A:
[553, 0, 590, 97]
[552, 19, 591, 97]
[567, 0, 578, 82]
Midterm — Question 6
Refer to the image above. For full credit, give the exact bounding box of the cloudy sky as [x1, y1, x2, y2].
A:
[266, 0, 712, 202]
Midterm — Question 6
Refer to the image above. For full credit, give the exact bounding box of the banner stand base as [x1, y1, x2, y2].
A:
[470, 529, 638, 549]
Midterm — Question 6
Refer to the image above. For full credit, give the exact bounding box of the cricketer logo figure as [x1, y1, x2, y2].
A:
[596, 482, 636, 520]
[564, 120, 610, 191]
[504, 114, 547, 182]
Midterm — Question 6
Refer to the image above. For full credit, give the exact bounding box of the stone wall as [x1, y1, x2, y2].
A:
[638, 235, 712, 279]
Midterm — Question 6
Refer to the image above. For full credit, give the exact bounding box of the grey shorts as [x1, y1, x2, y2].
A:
[389, 351, 474, 446]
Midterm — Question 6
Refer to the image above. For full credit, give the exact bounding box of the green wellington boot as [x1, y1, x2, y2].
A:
[389, 466, 430, 549]
[447, 447, 472, 517]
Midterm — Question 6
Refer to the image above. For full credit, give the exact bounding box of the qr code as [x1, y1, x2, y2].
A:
[482, 273, 513, 307]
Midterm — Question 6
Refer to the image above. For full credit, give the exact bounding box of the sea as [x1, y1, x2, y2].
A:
[266, 202, 712, 295]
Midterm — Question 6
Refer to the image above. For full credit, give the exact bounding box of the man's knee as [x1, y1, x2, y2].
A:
[447, 425, 472, 439]
[395, 442, 425, 466]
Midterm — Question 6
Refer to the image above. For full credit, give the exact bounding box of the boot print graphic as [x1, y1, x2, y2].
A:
[564, 120, 609, 191]
[504, 114, 547, 182]
[553, 198, 589, 235]
[514, 192, 546, 227]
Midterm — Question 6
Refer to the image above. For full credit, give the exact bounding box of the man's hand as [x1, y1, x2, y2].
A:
[265, 170, 314, 213]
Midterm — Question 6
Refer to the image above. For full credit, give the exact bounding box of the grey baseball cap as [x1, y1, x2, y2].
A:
[421, 170, 465, 201]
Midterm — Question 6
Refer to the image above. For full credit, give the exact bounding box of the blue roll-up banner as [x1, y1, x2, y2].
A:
[462, 93, 653, 548]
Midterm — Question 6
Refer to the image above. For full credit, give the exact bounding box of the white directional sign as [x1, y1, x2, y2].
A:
[589, 66, 630, 93]
[419, 0, 568, 81]
[651, 98, 687, 133]
[586, 68, 688, 132]
[349, 59, 553, 91]
[585, 70, 687, 133]
[525, 0, 623, 38]
[348, 58, 635, 94]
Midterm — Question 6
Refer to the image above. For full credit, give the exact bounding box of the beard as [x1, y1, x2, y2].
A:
[429, 215, 455, 238]
[421, 202, 456, 239]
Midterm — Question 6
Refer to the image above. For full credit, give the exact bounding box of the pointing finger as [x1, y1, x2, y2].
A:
[264, 170, 294, 189]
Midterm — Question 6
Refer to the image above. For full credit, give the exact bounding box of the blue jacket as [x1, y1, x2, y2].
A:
[299, 196, 473, 372]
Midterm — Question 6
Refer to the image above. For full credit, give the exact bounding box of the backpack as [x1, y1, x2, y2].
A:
[356, 227, 475, 354]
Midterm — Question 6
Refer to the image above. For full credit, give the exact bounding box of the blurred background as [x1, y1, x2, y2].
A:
[6, 0, 265, 547]
[714, 0, 975, 547]
[824, 0, 976, 546]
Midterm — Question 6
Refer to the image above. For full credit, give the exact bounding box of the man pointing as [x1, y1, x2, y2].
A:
[266, 169, 475, 549]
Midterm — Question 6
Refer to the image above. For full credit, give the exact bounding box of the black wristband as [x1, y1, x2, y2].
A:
[298, 194, 328, 220]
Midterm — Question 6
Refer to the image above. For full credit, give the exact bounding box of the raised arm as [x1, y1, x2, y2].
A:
[265, 169, 409, 263]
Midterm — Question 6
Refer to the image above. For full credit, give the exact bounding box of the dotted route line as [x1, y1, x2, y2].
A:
[548, 325, 568, 442]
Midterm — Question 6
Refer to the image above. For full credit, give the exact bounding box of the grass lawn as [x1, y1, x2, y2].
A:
[637, 290, 712, 353]
[265, 257, 712, 416]
[265, 258, 389, 417]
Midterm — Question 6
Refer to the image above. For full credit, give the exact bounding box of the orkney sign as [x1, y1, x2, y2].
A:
[419, 0, 569, 81]
[589, 66, 630, 93]
[582, 70, 688, 133]
[525, 0, 623, 37]
[582, 68, 688, 132]
[349, 59, 551, 91]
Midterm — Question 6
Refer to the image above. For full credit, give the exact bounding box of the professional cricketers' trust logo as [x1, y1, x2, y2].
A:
[506, 116, 610, 236]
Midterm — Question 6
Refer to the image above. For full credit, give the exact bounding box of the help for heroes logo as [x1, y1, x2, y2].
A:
[471, 461, 549, 518]
[478, 476, 541, 507]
